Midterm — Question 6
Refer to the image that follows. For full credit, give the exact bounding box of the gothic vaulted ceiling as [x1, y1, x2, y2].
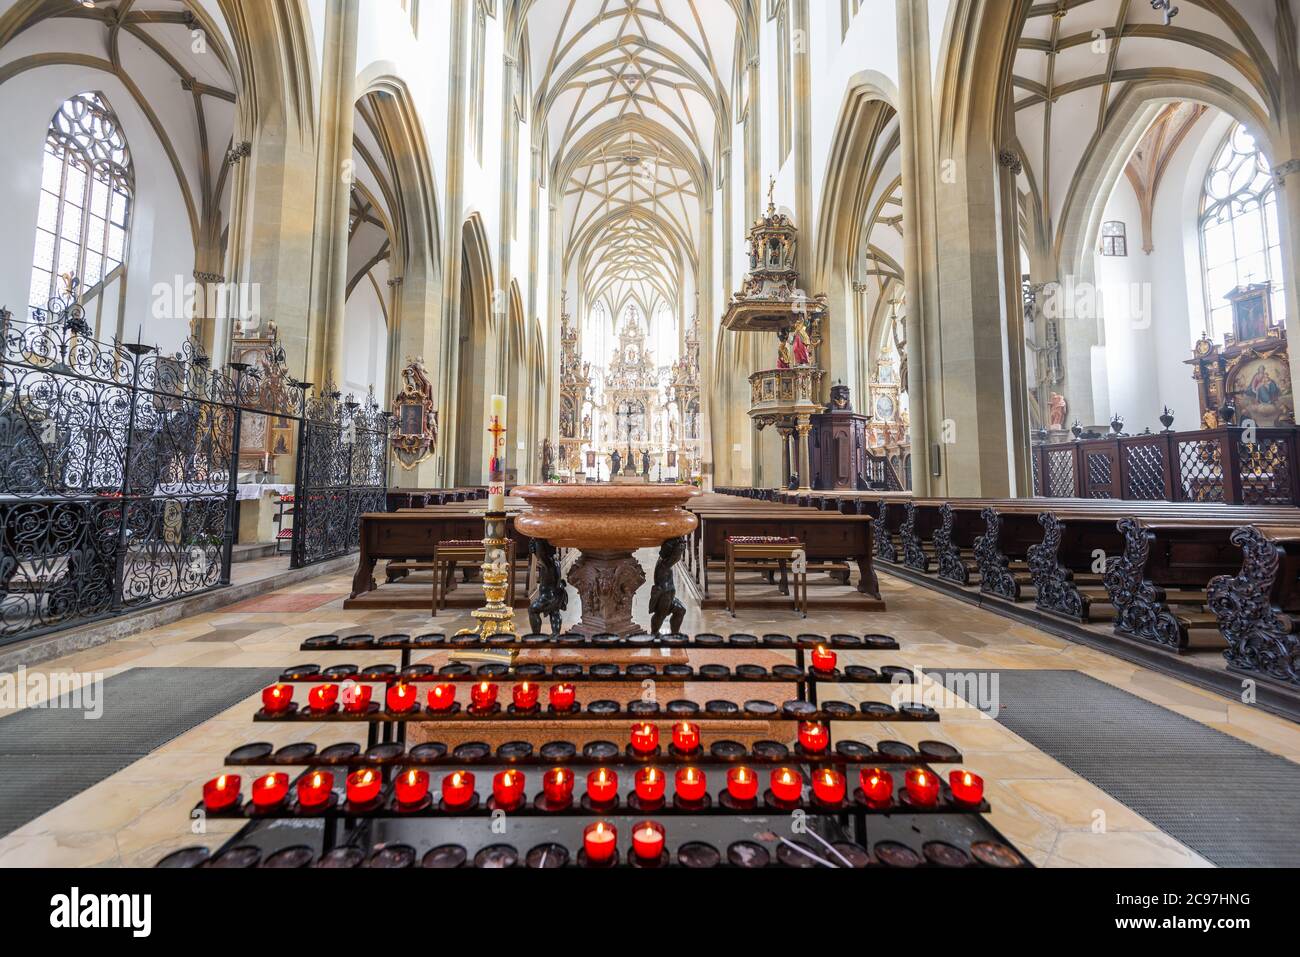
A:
[1009, 0, 1284, 264]
[517, 0, 744, 319]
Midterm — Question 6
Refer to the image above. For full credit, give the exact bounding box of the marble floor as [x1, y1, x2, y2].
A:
[1, 558, 1297, 868]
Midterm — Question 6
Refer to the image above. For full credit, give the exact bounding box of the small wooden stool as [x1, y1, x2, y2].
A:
[725, 536, 807, 617]
[433, 539, 516, 615]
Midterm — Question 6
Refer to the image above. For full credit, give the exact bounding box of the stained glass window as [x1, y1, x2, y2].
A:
[1200, 123, 1283, 339]
[29, 92, 133, 310]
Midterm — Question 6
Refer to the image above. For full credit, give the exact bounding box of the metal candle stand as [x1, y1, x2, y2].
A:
[162, 631, 1032, 868]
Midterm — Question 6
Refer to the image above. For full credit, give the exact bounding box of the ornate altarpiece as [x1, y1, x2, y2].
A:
[666, 315, 702, 480]
[390, 357, 438, 469]
[229, 329, 296, 473]
[1186, 283, 1293, 427]
[557, 296, 591, 475]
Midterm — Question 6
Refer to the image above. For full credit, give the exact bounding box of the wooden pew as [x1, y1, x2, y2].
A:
[345, 508, 531, 608]
[685, 495, 881, 603]
[1208, 525, 1300, 685]
[714, 488, 1300, 657]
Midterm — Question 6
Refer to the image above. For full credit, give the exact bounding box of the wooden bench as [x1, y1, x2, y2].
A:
[685, 495, 881, 605]
[724, 536, 807, 617]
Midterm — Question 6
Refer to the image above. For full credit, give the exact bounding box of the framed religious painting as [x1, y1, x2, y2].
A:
[1226, 283, 1273, 344]
[1227, 353, 1293, 426]
[390, 357, 439, 469]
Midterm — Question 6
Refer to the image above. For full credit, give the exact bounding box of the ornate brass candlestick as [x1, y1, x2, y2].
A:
[452, 403, 517, 663]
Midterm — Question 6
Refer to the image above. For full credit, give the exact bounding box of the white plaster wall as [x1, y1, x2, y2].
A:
[343, 260, 390, 402]
[1093, 109, 1238, 433]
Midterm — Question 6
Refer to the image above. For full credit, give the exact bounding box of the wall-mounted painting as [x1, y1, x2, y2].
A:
[1227, 354, 1293, 426]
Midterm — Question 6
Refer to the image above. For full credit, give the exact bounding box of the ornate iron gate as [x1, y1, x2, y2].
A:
[0, 293, 299, 646]
[290, 384, 391, 568]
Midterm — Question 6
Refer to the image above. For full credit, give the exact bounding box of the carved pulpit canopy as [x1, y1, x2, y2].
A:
[391, 356, 438, 469]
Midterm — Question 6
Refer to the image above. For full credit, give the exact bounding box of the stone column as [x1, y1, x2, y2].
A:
[791, 0, 814, 259]
[894, 0, 934, 493]
[908, 0, 1016, 497]
[778, 426, 793, 487]
[795, 414, 813, 492]
[306, 0, 360, 389]
[437, 0, 471, 485]
[1272, 12, 1300, 408]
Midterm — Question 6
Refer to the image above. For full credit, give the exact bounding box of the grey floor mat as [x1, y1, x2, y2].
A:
[925, 668, 1300, 867]
[0, 667, 277, 837]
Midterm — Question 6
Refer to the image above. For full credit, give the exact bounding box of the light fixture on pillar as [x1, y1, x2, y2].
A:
[1149, 0, 1179, 25]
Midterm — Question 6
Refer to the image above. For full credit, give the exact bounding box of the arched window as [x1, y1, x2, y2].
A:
[29, 92, 133, 311]
[1200, 123, 1283, 339]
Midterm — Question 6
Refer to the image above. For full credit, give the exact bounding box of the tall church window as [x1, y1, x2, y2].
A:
[29, 92, 133, 310]
[1200, 122, 1284, 339]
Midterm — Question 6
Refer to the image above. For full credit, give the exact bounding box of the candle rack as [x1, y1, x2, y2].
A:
[162, 631, 1031, 868]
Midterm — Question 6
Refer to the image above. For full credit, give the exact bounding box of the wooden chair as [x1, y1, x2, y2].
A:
[433, 539, 516, 615]
[725, 536, 807, 617]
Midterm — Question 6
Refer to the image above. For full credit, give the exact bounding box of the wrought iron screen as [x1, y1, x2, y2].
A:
[290, 386, 391, 568]
[0, 293, 298, 646]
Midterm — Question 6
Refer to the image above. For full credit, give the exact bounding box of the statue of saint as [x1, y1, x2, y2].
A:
[610, 448, 621, 478]
[1047, 392, 1068, 430]
[642, 448, 651, 477]
[777, 329, 793, 369]
[541, 438, 554, 478]
[791, 316, 812, 366]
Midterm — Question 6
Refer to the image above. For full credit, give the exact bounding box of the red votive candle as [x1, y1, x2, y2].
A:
[426, 683, 455, 711]
[586, 767, 619, 804]
[812, 768, 846, 804]
[549, 683, 577, 710]
[202, 774, 241, 812]
[949, 769, 985, 806]
[770, 767, 803, 803]
[342, 683, 372, 713]
[726, 766, 758, 802]
[860, 767, 893, 806]
[470, 681, 498, 711]
[632, 820, 665, 862]
[308, 684, 338, 711]
[251, 772, 289, 808]
[675, 767, 707, 802]
[493, 769, 525, 808]
[672, 721, 700, 753]
[441, 770, 475, 808]
[634, 767, 665, 803]
[346, 768, 382, 805]
[386, 682, 418, 713]
[810, 644, 837, 673]
[630, 722, 659, 754]
[296, 770, 333, 809]
[905, 768, 940, 807]
[394, 768, 429, 805]
[542, 767, 574, 805]
[261, 684, 292, 714]
[583, 821, 617, 863]
[798, 721, 829, 752]
[512, 681, 539, 710]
